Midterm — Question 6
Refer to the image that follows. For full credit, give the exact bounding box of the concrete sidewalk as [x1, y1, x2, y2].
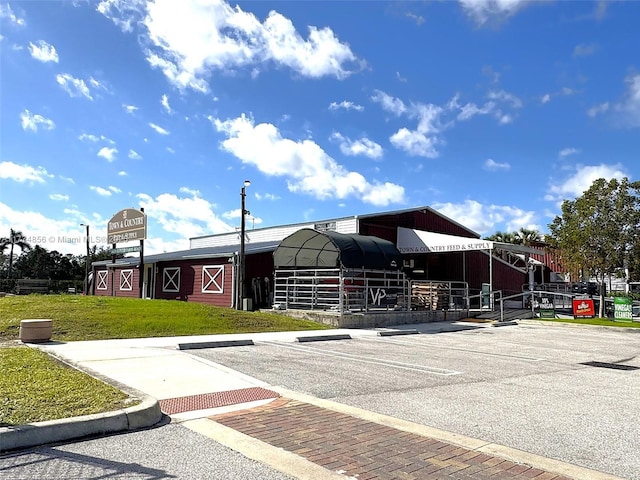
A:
[2, 322, 626, 479]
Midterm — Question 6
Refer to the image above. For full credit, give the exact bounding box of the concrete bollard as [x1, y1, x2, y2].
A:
[19, 319, 53, 343]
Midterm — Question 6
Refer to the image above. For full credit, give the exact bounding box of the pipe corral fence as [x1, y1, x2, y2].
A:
[273, 268, 469, 314]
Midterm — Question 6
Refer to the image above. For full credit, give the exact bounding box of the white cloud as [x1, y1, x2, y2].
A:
[371, 90, 408, 116]
[390, 128, 440, 158]
[79, 133, 115, 144]
[372, 91, 445, 158]
[0, 4, 25, 26]
[330, 132, 383, 159]
[49, 193, 69, 201]
[90, 185, 113, 196]
[179, 186, 200, 196]
[128, 149, 142, 160]
[221, 208, 262, 228]
[254, 192, 280, 201]
[96, 0, 145, 32]
[118, 170, 128, 176]
[0, 161, 52, 183]
[0, 202, 103, 256]
[546, 164, 627, 202]
[28, 40, 59, 63]
[432, 199, 538, 235]
[149, 122, 170, 135]
[558, 147, 579, 158]
[108, 185, 121, 193]
[161, 94, 173, 114]
[20, 110, 55, 132]
[587, 102, 609, 118]
[458, 0, 533, 26]
[487, 89, 523, 109]
[613, 73, 640, 128]
[123, 104, 139, 114]
[56, 73, 93, 100]
[329, 100, 364, 112]
[541, 93, 551, 104]
[99, 0, 364, 92]
[97, 147, 118, 162]
[373, 89, 521, 158]
[573, 43, 597, 57]
[137, 190, 234, 241]
[88, 76, 109, 93]
[59, 175, 75, 184]
[483, 158, 510, 171]
[212, 114, 405, 206]
[456, 101, 496, 121]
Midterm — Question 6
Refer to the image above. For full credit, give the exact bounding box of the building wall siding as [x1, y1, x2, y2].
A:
[155, 258, 234, 307]
[93, 266, 140, 298]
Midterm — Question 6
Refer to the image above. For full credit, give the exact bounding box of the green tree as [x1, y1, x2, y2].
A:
[548, 177, 640, 317]
[0, 229, 32, 278]
[514, 228, 542, 246]
[13, 245, 55, 279]
[484, 231, 517, 244]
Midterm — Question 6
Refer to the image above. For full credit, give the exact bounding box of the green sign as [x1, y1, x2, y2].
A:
[614, 296, 633, 322]
[111, 245, 142, 254]
[539, 307, 555, 318]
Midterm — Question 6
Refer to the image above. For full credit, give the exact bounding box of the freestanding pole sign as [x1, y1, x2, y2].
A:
[614, 296, 633, 322]
[107, 208, 147, 299]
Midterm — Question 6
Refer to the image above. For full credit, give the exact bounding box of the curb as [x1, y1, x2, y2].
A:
[0, 396, 162, 452]
[377, 329, 419, 336]
[177, 339, 255, 350]
[296, 334, 352, 342]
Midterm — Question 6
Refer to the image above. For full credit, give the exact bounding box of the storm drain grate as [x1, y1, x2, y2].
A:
[159, 387, 280, 415]
[580, 361, 640, 371]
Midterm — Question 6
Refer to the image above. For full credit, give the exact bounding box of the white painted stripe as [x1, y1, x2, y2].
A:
[363, 336, 544, 362]
[263, 341, 462, 376]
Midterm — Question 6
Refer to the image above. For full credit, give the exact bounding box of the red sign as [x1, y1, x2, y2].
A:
[573, 299, 595, 318]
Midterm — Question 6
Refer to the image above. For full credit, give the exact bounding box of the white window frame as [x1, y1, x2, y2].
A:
[120, 269, 133, 291]
[202, 265, 224, 294]
[96, 270, 108, 290]
[163, 267, 180, 293]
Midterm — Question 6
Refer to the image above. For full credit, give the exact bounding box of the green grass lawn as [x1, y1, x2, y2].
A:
[0, 294, 330, 342]
[0, 295, 330, 427]
[1, 346, 132, 426]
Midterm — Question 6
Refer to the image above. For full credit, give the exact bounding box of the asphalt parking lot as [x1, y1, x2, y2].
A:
[189, 322, 640, 480]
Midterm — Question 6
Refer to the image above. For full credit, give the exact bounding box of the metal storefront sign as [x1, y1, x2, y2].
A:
[614, 296, 633, 322]
[572, 298, 595, 318]
[108, 208, 147, 244]
[111, 245, 142, 254]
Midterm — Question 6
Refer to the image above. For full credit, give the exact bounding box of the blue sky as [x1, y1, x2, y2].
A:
[1, 0, 639, 256]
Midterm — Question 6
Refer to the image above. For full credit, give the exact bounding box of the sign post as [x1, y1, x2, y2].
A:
[107, 208, 147, 299]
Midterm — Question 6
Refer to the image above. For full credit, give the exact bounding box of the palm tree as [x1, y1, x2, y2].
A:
[514, 228, 542, 247]
[0, 229, 32, 278]
[484, 231, 518, 261]
[484, 231, 517, 244]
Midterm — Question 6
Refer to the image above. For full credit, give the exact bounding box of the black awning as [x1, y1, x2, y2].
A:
[273, 229, 402, 270]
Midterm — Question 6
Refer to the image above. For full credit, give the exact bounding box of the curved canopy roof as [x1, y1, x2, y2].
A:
[273, 229, 402, 270]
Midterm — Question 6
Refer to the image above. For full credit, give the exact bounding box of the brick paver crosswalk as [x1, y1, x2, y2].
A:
[211, 398, 574, 480]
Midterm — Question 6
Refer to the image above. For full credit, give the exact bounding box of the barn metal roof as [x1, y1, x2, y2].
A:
[273, 229, 402, 270]
[92, 240, 280, 267]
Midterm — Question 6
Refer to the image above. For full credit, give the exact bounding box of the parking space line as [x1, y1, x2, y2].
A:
[360, 336, 544, 362]
[261, 341, 462, 376]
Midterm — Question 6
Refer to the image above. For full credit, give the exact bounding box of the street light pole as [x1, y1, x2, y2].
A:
[80, 223, 90, 295]
[238, 180, 251, 309]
